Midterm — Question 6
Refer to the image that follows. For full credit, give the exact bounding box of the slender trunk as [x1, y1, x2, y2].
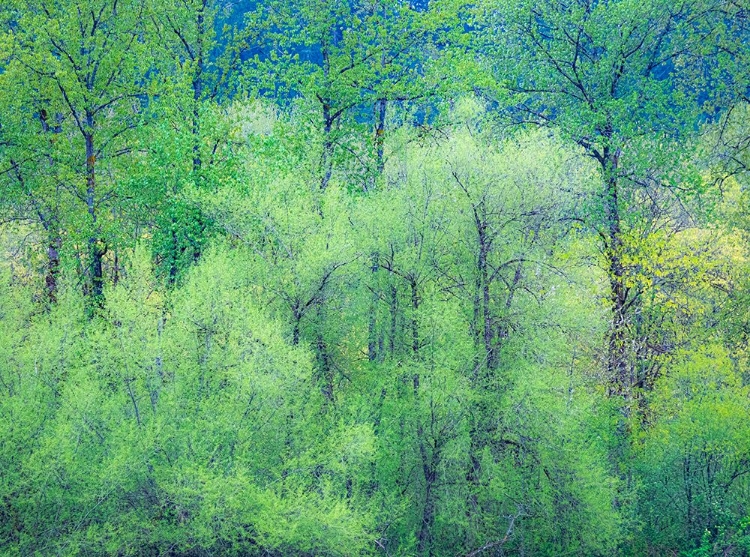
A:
[374, 98, 387, 177]
[320, 102, 334, 191]
[42, 112, 62, 304]
[410, 277, 420, 393]
[410, 276, 419, 356]
[45, 235, 61, 303]
[389, 284, 398, 355]
[85, 116, 105, 304]
[192, 7, 205, 177]
[126, 378, 141, 427]
[368, 252, 380, 362]
[168, 226, 179, 284]
[371, 44, 388, 190]
[11, 158, 61, 305]
[366, 95, 387, 349]
[152, 315, 165, 411]
[292, 308, 301, 346]
[481, 250, 493, 370]
[320, 42, 335, 191]
[600, 146, 636, 510]
[417, 429, 437, 557]
[317, 333, 334, 402]
[113, 245, 120, 286]
[475, 209, 495, 370]
[472, 265, 482, 377]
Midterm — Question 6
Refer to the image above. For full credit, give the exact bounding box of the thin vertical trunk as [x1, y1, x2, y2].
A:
[389, 284, 398, 355]
[11, 158, 61, 305]
[85, 112, 105, 304]
[366, 96, 388, 351]
[481, 249, 493, 370]
[417, 428, 437, 557]
[410, 277, 419, 355]
[475, 206, 495, 371]
[192, 5, 205, 177]
[320, 102, 334, 191]
[466, 202, 497, 536]
[317, 333, 334, 402]
[410, 276, 420, 394]
[292, 302, 301, 346]
[113, 240, 120, 286]
[168, 226, 179, 284]
[320, 43, 334, 191]
[472, 267, 482, 376]
[368, 253, 380, 362]
[599, 145, 635, 509]
[374, 98, 387, 177]
[45, 236, 61, 303]
[31, 110, 63, 304]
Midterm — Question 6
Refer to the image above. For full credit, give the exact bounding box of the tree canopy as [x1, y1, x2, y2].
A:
[1, 0, 749, 555]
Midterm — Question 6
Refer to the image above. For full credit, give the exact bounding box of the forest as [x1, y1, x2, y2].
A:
[0, 0, 749, 555]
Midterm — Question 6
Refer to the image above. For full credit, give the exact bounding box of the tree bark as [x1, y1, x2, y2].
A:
[387, 282, 398, 355]
[320, 101, 334, 191]
[368, 252, 380, 362]
[410, 276, 420, 356]
[46, 236, 61, 303]
[601, 147, 630, 401]
[192, 4, 205, 177]
[374, 98, 387, 177]
[85, 115, 105, 305]
[417, 425, 438, 557]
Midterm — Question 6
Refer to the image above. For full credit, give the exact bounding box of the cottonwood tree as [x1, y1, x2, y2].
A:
[474, 0, 738, 405]
[4, 0, 151, 307]
[138, 0, 266, 283]
[0, 49, 66, 302]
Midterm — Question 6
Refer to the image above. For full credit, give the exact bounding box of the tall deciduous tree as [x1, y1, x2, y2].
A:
[0, 41, 65, 302]
[4, 0, 151, 306]
[474, 0, 737, 403]
[143, 0, 262, 283]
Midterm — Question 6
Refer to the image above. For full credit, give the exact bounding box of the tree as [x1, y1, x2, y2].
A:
[249, 0, 439, 191]
[473, 0, 737, 404]
[4, 0, 151, 307]
[0, 52, 66, 303]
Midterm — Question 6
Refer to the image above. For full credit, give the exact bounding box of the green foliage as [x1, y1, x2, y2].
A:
[0, 248, 374, 555]
[634, 347, 750, 556]
[1, 1, 749, 555]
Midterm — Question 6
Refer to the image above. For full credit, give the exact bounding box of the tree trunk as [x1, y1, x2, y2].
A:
[474, 205, 496, 371]
[417, 426, 437, 557]
[317, 333, 334, 402]
[410, 276, 419, 356]
[389, 284, 398, 355]
[602, 147, 630, 401]
[321, 102, 334, 191]
[85, 119, 105, 305]
[374, 98, 387, 177]
[45, 235, 61, 303]
[368, 252, 380, 362]
[292, 303, 301, 346]
[192, 6, 205, 177]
